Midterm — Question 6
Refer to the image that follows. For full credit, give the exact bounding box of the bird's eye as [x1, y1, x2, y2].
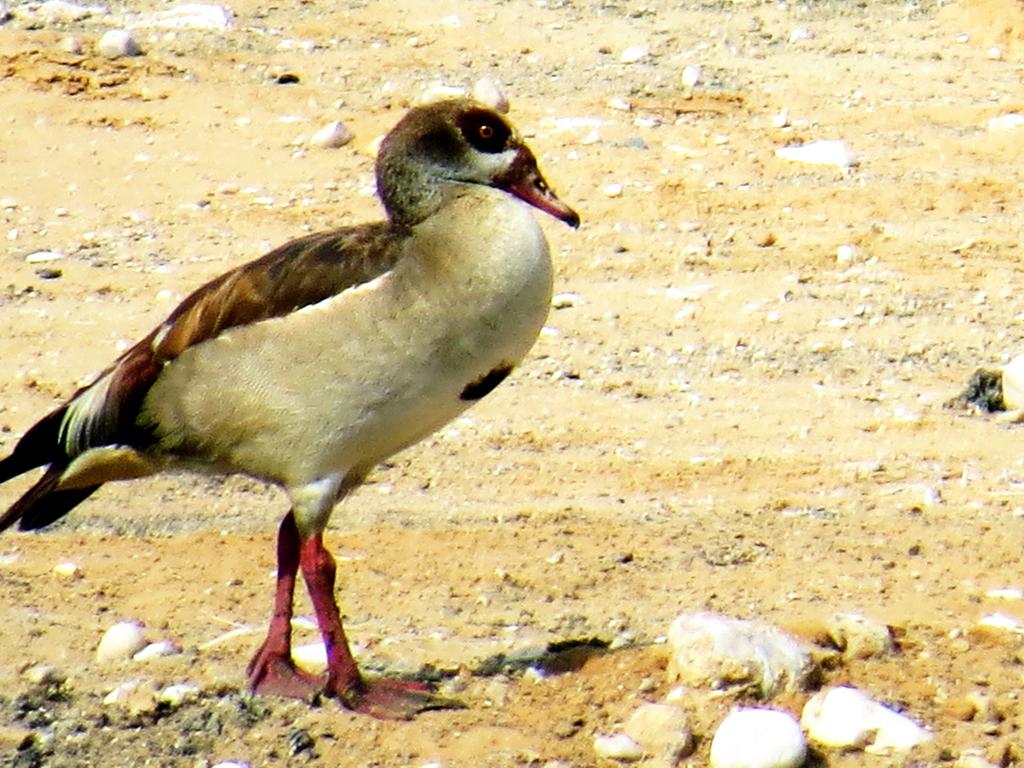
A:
[457, 108, 511, 153]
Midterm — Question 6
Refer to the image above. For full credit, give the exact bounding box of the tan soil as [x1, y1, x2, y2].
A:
[2, 0, 1024, 765]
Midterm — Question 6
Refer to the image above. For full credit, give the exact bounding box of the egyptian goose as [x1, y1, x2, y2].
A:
[0, 98, 579, 719]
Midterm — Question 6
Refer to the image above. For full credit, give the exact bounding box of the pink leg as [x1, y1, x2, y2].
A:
[246, 512, 322, 699]
[298, 533, 463, 719]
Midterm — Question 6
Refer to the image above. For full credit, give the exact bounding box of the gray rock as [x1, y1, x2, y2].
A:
[97, 29, 141, 58]
[666, 612, 815, 697]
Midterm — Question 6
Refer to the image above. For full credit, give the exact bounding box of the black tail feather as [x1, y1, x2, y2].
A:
[0, 408, 67, 484]
[1, 407, 100, 532]
[0, 465, 101, 532]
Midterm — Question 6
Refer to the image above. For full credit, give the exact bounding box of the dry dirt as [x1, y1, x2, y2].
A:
[2, 0, 1024, 765]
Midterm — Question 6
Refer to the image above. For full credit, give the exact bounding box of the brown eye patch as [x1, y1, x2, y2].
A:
[457, 108, 512, 153]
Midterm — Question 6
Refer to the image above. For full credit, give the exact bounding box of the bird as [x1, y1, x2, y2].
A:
[0, 98, 579, 719]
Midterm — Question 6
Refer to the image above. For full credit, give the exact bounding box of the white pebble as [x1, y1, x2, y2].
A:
[958, 749, 1000, 768]
[61, 36, 83, 54]
[22, 664, 65, 685]
[985, 586, 1024, 600]
[158, 682, 200, 708]
[666, 612, 814, 697]
[309, 120, 354, 149]
[103, 679, 160, 714]
[211, 763, 252, 768]
[976, 612, 1024, 633]
[135, 3, 233, 31]
[97, 29, 141, 58]
[593, 733, 644, 761]
[788, 27, 813, 43]
[292, 641, 328, 674]
[420, 84, 468, 104]
[681, 64, 701, 89]
[472, 77, 509, 113]
[987, 113, 1024, 131]
[775, 140, 857, 170]
[986, 46, 1004, 60]
[710, 707, 806, 768]
[619, 45, 649, 64]
[770, 110, 790, 128]
[802, 686, 931, 753]
[835, 243, 857, 265]
[603, 183, 624, 198]
[52, 561, 81, 578]
[96, 621, 148, 663]
[1001, 354, 1024, 410]
[551, 292, 582, 309]
[32, 0, 104, 23]
[365, 133, 386, 157]
[25, 250, 65, 263]
[133, 639, 181, 661]
[103, 680, 142, 706]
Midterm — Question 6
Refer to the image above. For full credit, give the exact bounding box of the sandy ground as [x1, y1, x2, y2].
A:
[2, 0, 1024, 765]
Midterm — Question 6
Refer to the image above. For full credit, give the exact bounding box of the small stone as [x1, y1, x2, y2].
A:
[52, 561, 81, 578]
[775, 140, 857, 170]
[985, 586, 1024, 600]
[710, 707, 807, 768]
[603, 183, 624, 198]
[802, 686, 932, 753]
[623, 702, 693, 762]
[25, 250, 65, 264]
[987, 113, 1024, 132]
[771, 110, 790, 128]
[825, 612, 894, 659]
[620, 45, 649, 64]
[836, 244, 857, 265]
[553, 718, 582, 738]
[158, 682, 200, 708]
[473, 77, 509, 113]
[136, 3, 232, 31]
[551, 293, 582, 309]
[976, 612, 1024, 634]
[103, 679, 159, 715]
[1000, 355, 1024, 410]
[957, 748, 1000, 768]
[593, 733, 644, 761]
[36, 0, 105, 24]
[61, 36, 83, 55]
[292, 641, 327, 674]
[96, 621, 148, 663]
[420, 84, 468, 103]
[133, 639, 181, 661]
[681, 64, 701, 89]
[97, 29, 141, 58]
[309, 120, 354, 149]
[22, 664, 65, 685]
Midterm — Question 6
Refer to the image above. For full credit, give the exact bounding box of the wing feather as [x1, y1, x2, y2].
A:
[54, 221, 401, 459]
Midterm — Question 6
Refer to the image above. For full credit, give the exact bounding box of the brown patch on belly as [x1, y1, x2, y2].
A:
[460, 362, 514, 401]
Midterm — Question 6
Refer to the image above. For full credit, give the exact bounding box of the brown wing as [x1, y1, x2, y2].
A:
[14, 222, 404, 466]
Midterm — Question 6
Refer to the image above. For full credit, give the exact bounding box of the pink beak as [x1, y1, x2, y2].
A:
[499, 148, 580, 228]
